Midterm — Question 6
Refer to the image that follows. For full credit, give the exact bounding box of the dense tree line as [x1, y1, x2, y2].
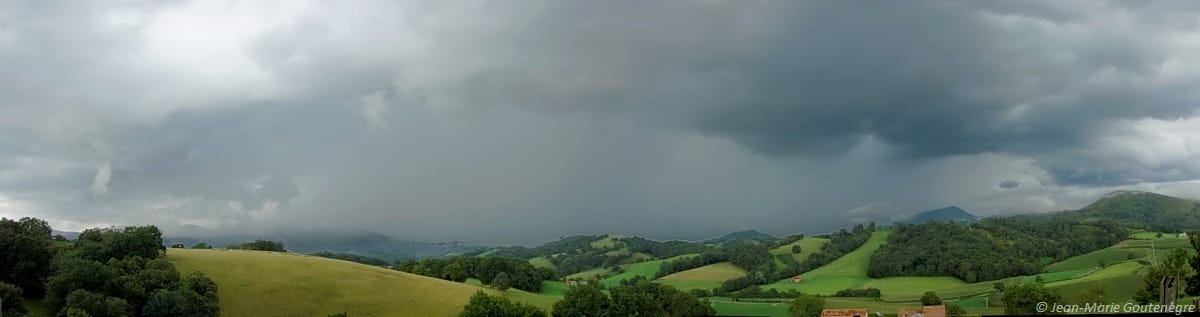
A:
[868, 216, 1126, 282]
[489, 235, 607, 259]
[460, 291, 546, 317]
[550, 278, 714, 317]
[395, 256, 555, 292]
[724, 241, 773, 273]
[763, 225, 873, 285]
[44, 225, 219, 317]
[227, 239, 287, 252]
[310, 251, 390, 266]
[0, 217, 56, 298]
[730, 286, 803, 299]
[620, 237, 708, 259]
[834, 288, 881, 298]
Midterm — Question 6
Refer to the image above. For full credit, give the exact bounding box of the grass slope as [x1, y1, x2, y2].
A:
[769, 237, 830, 264]
[659, 262, 747, 290]
[762, 238, 880, 295]
[167, 249, 557, 316]
[600, 254, 696, 287]
[529, 256, 556, 269]
[1046, 262, 1147, 303]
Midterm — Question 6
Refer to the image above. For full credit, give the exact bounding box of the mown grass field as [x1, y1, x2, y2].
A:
[862, 277, 966, 296]
[167, 249, 557, 316]
[528, 256, 556, 269]
[762, 231, 892, 295]
[769, 237, 830, 264]
[600, 254, 696, 287]
[538, 280, 571, 297]
[659, 262, 747, 290]
[1044, 245, 1146, 272]
[1045, 262, 1147, 303]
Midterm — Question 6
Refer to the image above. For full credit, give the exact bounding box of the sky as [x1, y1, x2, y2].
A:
[3, 1, 1200, 244]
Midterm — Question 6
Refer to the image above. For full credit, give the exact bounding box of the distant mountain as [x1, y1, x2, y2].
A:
[904, 206, 978, 224]
[1064, 190, 1200, 232]
[52, 229, 80, 240]
[702, 229, 777, 244]
[164, 230, 486, 262]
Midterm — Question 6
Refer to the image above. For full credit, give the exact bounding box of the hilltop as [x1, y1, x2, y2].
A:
[903, 206, 978, 224]
[703, 230, 778, 244]
[1065, 190, 1200, 232]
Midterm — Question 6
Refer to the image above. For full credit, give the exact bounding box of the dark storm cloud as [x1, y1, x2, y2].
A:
[3, 0, 1200, 243]
[387, 0, 1200, 186]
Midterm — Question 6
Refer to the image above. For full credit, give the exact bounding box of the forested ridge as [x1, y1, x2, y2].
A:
[868, 216, 1127, 282]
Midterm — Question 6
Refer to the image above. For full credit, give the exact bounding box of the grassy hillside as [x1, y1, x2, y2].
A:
[764, 231, 897, 295]
[529, 256, 556, 269]
[659, 262, 747, 290]
[769, 237, 829, 264]
[1069, 191, 1200, 232]
[600, 254, 697, 287]
[167, 249, 557, 316]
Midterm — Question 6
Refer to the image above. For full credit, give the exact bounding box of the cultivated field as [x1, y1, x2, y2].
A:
[659, 262, 748, 290]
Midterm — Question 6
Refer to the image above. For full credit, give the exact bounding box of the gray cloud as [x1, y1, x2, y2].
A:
[2, 1, 1200, 243]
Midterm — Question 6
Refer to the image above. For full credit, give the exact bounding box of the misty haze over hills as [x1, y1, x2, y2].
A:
[3, 1, 1200, 244]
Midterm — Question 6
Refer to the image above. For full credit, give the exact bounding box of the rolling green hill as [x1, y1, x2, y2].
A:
[769, 237, 829, 264]
[1067, 190, 1200, 232]
[659, 262, 748, 290]
[166, 248, 557, 316]
[764, 231, 906, 295]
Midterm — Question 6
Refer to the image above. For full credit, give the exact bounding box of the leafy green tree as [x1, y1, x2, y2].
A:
[920, 291, 942, 306]
[64, 289, 130, 317]
[461, 291, 547, 317]
[443, 263, 469, 282]
[143, 288, 219, 317]
[608, 279, 713, 317]
[190, 242, 212, 249]
[788, 294, 824, 317]
[1187, 232, 1200, 295]
[1135, 248, 1191, 304]
[492, 272, 512, 291]
[170, 243, 186, 248]
[45, 257, 119, 312]
[75, 226, 165, 262]
[0, 217, 54, 296]
[997, 282, 1061, 315]
[66, 308, 92, 317]
[0, 281, 27, 317]
[553, 284, 611, 317]
[226, 239, 286, 252]
[945, 303, 967, 317]
[791, 245, 803, 254]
